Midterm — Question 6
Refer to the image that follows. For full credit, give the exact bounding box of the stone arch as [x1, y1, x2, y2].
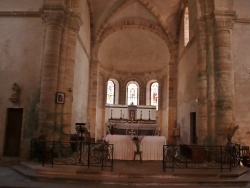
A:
[93, 19, 172, 62]
[95, 0, 135, 42]
[137, 0, 176, 46]
[95, 0, 176, 48]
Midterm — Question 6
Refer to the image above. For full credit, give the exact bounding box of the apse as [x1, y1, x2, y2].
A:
[98, 29, 170, 73]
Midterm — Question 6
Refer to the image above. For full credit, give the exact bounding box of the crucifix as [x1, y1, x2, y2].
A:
[128, 129, 137, 135]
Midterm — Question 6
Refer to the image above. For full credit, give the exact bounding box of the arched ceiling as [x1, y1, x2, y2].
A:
[99, 29, 170, 73]
[90, 0, 182, 74]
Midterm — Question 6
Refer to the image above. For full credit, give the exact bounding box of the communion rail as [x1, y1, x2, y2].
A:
[30, 138, 114, 171]
[162, 144, 247, 172]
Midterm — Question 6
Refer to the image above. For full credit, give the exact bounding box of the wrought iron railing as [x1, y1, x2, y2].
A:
[163, 144, 242, 172]
[30, 138, 114, 171]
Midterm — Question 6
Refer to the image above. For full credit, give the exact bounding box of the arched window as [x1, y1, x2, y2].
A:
[150, 82, 158, 110]
[184, 7, 189, 46]
[106, 80, 115, 104]
[127, 82, 139, 105]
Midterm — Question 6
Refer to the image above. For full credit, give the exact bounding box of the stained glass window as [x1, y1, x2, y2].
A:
[106, 80, 114, 104]
[127, 83, 138, 105]
[150, 82, 158, 108]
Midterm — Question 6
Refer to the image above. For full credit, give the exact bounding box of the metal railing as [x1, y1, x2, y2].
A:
[163, 144, 242, 172]
[30, 138, 114, 171]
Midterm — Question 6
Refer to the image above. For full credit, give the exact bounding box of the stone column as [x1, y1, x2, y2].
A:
[167, 56, 177, 144]
[59, 16, 82, 142]
[157, 77, 163, 136]
[214, 18, 234, 145]
[119, 80, 125, 105]
[139, 82, 146, 105]
[206, 16, 216, 145]
[197, 20, 208, 144]
[39, 10, 64, 140]
[87, 60, 99, 138]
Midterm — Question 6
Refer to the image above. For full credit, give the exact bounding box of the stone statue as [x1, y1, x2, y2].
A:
[9, 83, 21, 103]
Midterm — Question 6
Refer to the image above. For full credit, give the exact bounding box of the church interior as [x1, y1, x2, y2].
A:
[0, 0, 250, 162]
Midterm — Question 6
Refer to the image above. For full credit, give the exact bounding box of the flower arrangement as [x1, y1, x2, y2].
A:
[224, 122, 239, 141]
[219, 122, 239, 147]
[132, 136, 144, 152]
[107, 124, 115, 135]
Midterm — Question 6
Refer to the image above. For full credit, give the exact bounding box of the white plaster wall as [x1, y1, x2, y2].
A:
[177, 41, 198, 145]
[71, 41, 90, 133]
[233, 0, 250, 19]
[0, 17, 44, 156]
[177, 2, 199, 144]
[71, 0, 90, 134]
[232, 22, 250, 146]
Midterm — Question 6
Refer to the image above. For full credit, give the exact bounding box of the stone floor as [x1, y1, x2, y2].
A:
[9, 160, 249, 185]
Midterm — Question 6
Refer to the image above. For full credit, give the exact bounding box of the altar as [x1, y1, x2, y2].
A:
[108, 123, 159, 136]
[105, 134, 166, 160]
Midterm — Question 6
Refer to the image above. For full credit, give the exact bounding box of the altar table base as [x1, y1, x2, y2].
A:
[104, 134, 166, 160]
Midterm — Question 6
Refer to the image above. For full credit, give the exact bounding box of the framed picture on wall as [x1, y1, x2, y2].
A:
[56, 92, 65, 104]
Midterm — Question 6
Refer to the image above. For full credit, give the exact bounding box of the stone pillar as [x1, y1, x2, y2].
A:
[59, 16, 82, 142]
[157, 78, 163, 135]
[214, 18, 234, 145]
[39, 10, 64, 140]
[139, 83, 146, 105]
[206, 16, 216, 145]
[119, 80, 125, 105]
[87, 60, 99, 138]
[55, 18, 69, 141]
[167, 57, 177, 144]
[197, 20, 208, 144]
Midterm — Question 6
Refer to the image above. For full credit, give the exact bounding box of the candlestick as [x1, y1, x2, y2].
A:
[120, 110, 122, 119]
[111, 109, 113, 119]
[140, 110, 142, 120]
[148, 110, 151, 120]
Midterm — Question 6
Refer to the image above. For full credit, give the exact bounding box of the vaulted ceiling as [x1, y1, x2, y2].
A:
[89, 0, 182, 74]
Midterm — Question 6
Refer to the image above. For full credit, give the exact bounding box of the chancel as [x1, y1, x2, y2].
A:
[105, 104, 159, 135]
[0, 0, 249, 169]
[104, 103, 165, 160]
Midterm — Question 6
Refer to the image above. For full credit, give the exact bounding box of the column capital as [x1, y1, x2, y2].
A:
[215, 18, 234, 30]
[40, 9, 65, 26]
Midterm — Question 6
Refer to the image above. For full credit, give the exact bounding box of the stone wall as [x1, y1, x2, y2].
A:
[176, 1, 198, 145]
[232, 0, 250, 146]
[0, 0, 91, 160]
[0, 0, 44, 159]
[71, 0, 90, 133]
[177, 39, 198, 145]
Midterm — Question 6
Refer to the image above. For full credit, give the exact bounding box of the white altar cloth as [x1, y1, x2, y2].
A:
[104, 134, 166, 160]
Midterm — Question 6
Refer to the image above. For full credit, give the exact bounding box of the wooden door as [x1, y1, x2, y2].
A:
[4, 108, 23, 156]
[190, 112, 197, 144]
